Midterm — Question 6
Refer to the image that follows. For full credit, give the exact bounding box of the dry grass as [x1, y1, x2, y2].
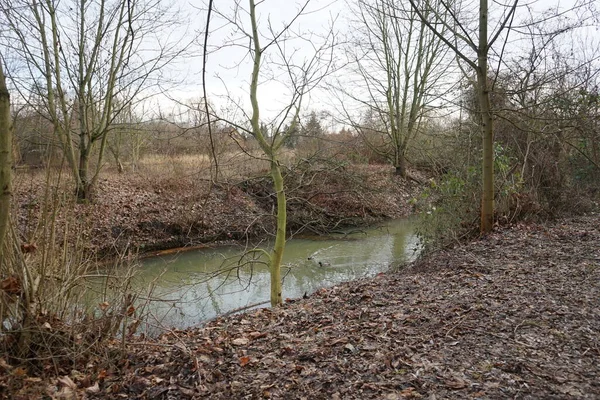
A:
[108, 150, 271, 183]
[135, 153, 212, 178]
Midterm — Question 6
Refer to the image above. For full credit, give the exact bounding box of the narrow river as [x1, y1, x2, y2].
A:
[124, 217, 420, 333]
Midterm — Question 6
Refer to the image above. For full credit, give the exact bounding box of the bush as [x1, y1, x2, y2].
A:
[415, 143, 535, 251]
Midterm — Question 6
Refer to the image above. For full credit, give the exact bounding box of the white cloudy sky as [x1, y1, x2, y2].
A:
[159, 0, 345, 123]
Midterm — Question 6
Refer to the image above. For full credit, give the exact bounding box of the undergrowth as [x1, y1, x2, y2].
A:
[415, 144, 540, 251]
[0, 168, 150, 389]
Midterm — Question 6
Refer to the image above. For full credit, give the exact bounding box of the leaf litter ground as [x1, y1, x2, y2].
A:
[8, 214, 600, 399]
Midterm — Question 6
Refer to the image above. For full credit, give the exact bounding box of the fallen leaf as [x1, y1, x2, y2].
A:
[248, 331, 267, 339]
[0, 358, 12, 371]
[85, 382, 100, 394]
[399, 387, 422, 398]
[0, 276, 21, 296]
[445, 378, 468, 390]
[232, 338, 249, 346]
[57, 387, 77, 400]
[57, 375, 77, 390]
[20, 243, 37, 254]
[179, 386, 196, 396]
[239, 356, 250, 366]
[558, 385, 583, 396]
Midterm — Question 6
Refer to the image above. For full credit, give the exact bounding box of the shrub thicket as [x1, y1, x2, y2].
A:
[413, 73, 599, 250]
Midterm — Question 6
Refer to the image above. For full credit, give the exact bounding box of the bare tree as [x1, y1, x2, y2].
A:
[407, 0, 518, 232]
[338, 0, 452, 178]
[498, 14, 600, 207]
[207, 0, 335, 306]
[107, 101, 151, 173]
[1, 0, 187, 201]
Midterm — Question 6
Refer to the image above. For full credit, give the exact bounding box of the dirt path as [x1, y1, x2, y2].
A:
[16, 213, 594, 399]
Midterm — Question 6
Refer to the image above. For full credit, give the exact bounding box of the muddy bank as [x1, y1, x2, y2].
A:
[14, 164, 424, 258]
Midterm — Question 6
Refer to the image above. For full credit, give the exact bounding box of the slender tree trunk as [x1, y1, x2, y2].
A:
[0, 62, 11, 257]
[77, 140, 92, 201]
[109, 131, 125, 173]
[132, 137, 141, 171]
[478, 71, 494, 232]
[478, 0, 494, 233]
[395, 153, 407, 177]
[248, 0, 284, 306]
[591, 138, 599, 176]
[270, 160, 285, 306]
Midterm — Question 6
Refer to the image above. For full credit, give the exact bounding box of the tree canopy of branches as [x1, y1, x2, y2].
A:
[207, 0, 335, 306]
[336, 0, 451, 178]
[1, 0, 187, 201]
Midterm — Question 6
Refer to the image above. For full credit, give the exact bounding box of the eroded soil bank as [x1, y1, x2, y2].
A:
[7, 214, 598, 399]
[14, 164, 423, 258]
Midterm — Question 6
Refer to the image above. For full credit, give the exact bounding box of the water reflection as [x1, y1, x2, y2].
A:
[128, 217, 420, 331]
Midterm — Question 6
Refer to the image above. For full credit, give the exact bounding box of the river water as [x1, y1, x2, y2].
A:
[129, 217, 420, 332]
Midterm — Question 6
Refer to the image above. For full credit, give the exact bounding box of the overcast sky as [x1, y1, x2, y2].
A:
[156, 0, 598, 127]
[158, 0, 344, 123]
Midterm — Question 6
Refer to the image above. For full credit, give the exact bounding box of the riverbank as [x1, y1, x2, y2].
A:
[5, 213, 598, 398]
[14, 162, 425, 258]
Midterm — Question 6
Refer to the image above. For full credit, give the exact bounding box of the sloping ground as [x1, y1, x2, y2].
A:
[6, 214, 600, 399]
[244, 164, 421, 235]
[13, 164, 421, 257]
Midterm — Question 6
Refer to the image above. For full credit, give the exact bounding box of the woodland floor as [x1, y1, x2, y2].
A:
[5, 213, 599, 399]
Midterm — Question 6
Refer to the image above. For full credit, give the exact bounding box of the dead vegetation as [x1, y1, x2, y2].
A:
[0, 209, 144, 394]
[13, 155, 422, 259]
[5, 145, 598, 399]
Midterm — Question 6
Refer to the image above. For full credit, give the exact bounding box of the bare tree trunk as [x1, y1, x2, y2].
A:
[478, 73, 494, 232]
[248, 0, 287, 306]
[395, 154, 407, 178]
[270, 160, 285, 306]
[77, 146, 92, 201]
[478, 0, 494, 232]
[0, 62, 11, 257]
